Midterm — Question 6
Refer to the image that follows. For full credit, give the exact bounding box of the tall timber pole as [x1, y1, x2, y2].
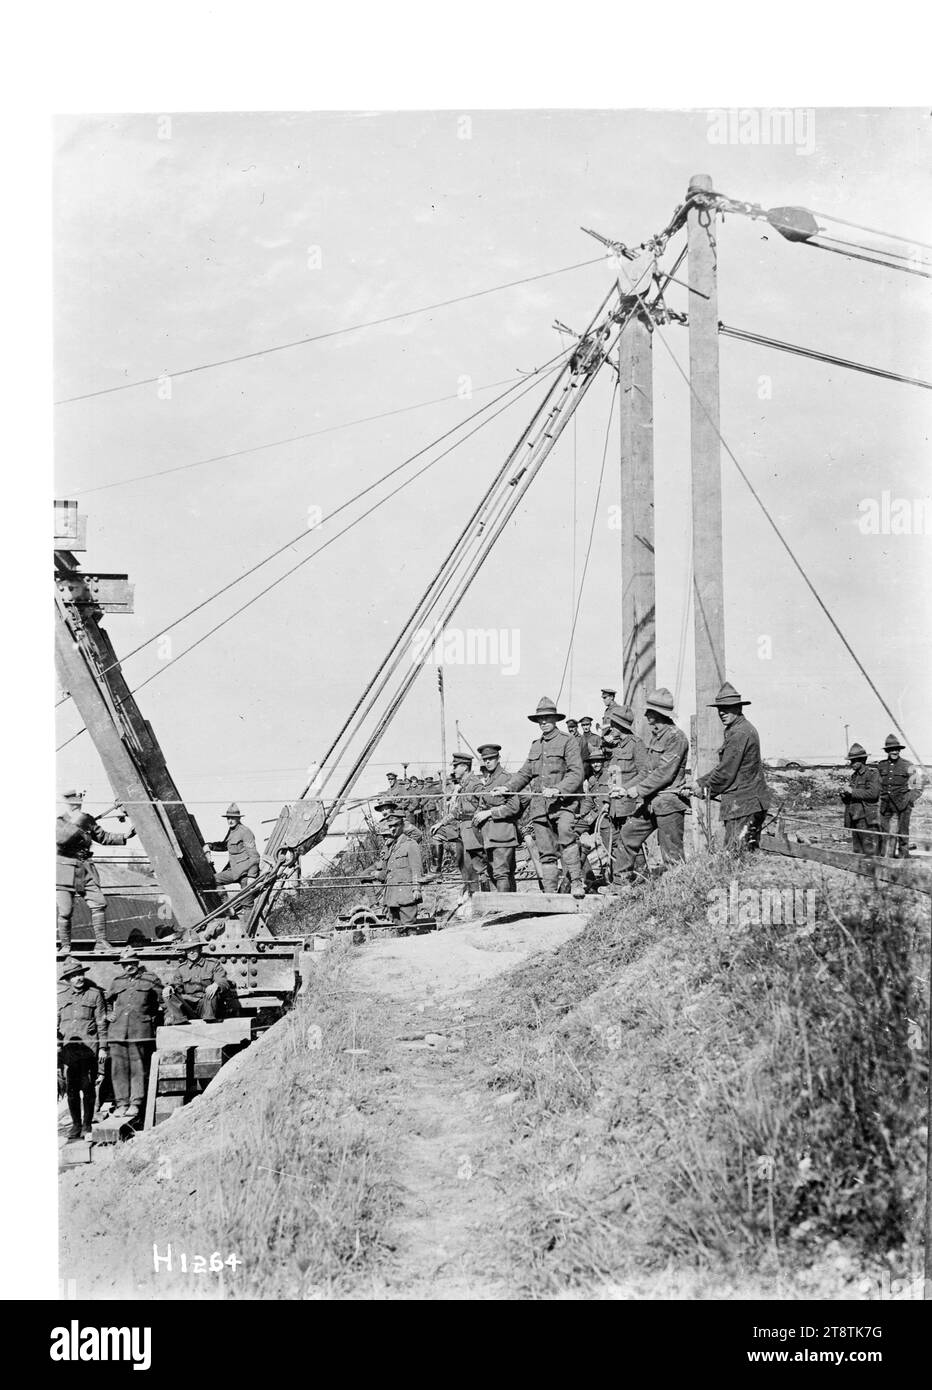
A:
[618, 297, 657, 733]
[687, 174, 726, 829]
[437, 666, 449, 812]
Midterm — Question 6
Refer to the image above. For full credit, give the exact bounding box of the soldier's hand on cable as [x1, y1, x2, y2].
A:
[488, 786, 507, 799]
[541, 787, 562, 797]
[98, 1044, 109, 1059]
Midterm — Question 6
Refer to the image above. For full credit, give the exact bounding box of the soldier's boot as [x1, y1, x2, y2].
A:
[82, 1089, 95, 1136]
[66, 1088, 82, 1141]
[562, 843, 586, 899]
[540, 860, 560, 893]
[57, 915, 71, 954]
[90, 909, 110, 953]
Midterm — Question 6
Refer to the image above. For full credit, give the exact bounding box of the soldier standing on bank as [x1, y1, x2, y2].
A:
[106, 947, 163, 1123]
[365, 811, 423, 926]
[204, 803, 260, 889]
[431, 753, 484, 891]
[602, 706, 651, 879]
[695, 683, 771, 850]
[499, 696, 586, 898]
[471, 743, 522, 892]
[57, 957, 109, 1139]
[841, 743, 881, 856]
[56, 790, 137, 953]
[876, 735, 920, 858]
[613, 688, 690, 880]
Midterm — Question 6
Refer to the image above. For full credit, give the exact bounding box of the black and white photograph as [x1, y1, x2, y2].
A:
[7, 4, 932, 1340]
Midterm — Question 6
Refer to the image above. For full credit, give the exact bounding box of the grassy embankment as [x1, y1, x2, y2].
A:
[466, 851, 929, 1295]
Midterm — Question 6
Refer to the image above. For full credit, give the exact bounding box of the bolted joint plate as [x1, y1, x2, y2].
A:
[56, 571, 135, 614]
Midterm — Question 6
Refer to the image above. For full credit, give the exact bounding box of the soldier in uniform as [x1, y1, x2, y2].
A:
[841, 743, 881, 856]
[876, 735, 920, 858]
[471, 743, 522, 892]
[566, 718, 579, 737]
[613, 688, 690, 880]
[204, 803, 260, 888]
[574, 743, 613, 889]
[162, 933, 236, 1025]
[578, 716, 599, 763]
[499, 696, 586, 897]
[106, 947, 163, 1123]
[366, 811, 423, 925]
[56, 792, 137, 953]
[57, 957, 108, 1139]
[431, 753, 485, 891]
[695, 683, 771, 850]
[600, 706, 651, 880]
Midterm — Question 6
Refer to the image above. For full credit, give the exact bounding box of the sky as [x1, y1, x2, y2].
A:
[53, 108, 932, 862]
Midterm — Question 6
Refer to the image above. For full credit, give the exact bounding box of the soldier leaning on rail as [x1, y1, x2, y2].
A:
[56, 789, 137, 953]
[694, 683, 771, 850]
[204, 803, 260, 888]
[106, 947, 163, 1123]
[162, 932, 237, 1026]
[58, 956, 109, 1139]
[470, 743, 522, 892]
[613, 687, 690, 881]
[365, 811, 423, 925]
[841, 743, 881, 856]
[499, 696, 586, 898]
[876, 734, 922, 858]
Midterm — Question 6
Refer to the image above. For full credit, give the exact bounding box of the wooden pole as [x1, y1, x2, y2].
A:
[438, 666, 448, 812]
[687, 174, 727, 803]
[619, 300, 656, 734]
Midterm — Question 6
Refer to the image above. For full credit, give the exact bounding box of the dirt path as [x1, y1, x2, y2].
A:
[346, 912, 587, 1298]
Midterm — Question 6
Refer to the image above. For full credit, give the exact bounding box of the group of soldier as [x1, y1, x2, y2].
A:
[355, 681, 776, 920]
[57, 932, 236, 1140]
[841, 735, 924, 857]
[355, 684, 925, 922]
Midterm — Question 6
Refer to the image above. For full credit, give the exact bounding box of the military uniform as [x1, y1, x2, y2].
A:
[473, 763, 521, 892]
[207, 814, 260, 887]
[163, 954, 234, 1024]
[600, 719, 651, 879]
[373, 829, 423, 924]
[615, 690, 690, 875]
[697, 690, 771, 850]
[508, 699, 585, 894]
[876, 738, 919, 858]
[58, 966, 108, 1135]
[842, 747, 881, 856]
[106, 964, 163, 1113]
[56, 813, 133, 951]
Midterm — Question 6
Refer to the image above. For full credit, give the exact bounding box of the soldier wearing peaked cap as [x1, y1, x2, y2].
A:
[364, 812, 423, 925]
[431, 752, 485, 891]
[696, 684, 771, 851]
[876, 734, 921, 858]
[613, 688, 690, 879]
[499, 697, 586, 897]
[471, 743, 521, 892]
[841, 744, 881, 856]
[204, 803, 260, 889]
[58, 957, 108, 1139]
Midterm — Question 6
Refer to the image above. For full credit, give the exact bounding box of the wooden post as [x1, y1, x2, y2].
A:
[437, 667, 448, 813]
[618, 300, 656, 733]
[687, 174, 727, 803]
